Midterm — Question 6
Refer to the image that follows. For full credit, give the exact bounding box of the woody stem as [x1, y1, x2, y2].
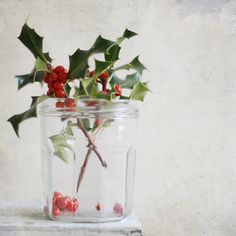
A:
[77, 119, 107, 168]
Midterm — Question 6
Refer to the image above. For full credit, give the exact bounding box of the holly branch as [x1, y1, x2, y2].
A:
[8, 22, 150, 195]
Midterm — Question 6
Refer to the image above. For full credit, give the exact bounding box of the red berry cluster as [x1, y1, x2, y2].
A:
[52, 191, 79, 217]
[89, 71, 122, 97]
[44, 66, 68, 98]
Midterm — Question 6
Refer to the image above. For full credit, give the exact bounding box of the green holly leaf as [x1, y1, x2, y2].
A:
[129, 81, 149, 101]
[35, 57, 47, 71]
[91, 84, 99, 97]
[80, 77, 95, 96]
[68, 36, 115, 80]
[16, 69, 45, 90]
[8, 95, 48, 137]
[49, 125, 73, 163]
[94, 60, 114, 76]
[116, 29, 138, 45]
[129, 56, 146, 75]
[18, 23, 51, 63]
[43, 52, 52, 63]
[113, 56, 146, 75]
[105, 29, 137, 62]
[122, 29, 138, 39]
[15, 57, 48, 90]
[105, 44, 121, 62]
[73, 86, 80, 97]
[64, 83, 72, 97]
[97, 92, 109, 100]
[110, 73, 140, 89]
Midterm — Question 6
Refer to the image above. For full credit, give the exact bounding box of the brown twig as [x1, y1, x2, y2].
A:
[76, 146, 92, 193]
[77, 119, 107, 168]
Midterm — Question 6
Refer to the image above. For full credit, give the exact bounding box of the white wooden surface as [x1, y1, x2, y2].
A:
[0, 201, 142, 236]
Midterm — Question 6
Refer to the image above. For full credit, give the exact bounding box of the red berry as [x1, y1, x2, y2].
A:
[47, 83, 55, 94]
[58, 71, 68, 82]
[95, 202, 101, 211]
[47, 88, 55, 96]
[89, 71, 95, 77]
[52, 206, 60, 216]
[53, 81, 64, 90]
[49, 72, 58, 82]
[66, 201, 73, 212]
[113, 203, 123, 216]
[114, 85, 122, 96]
[43, 74, 49, 83]
[56, 101, 65, 108]
[66, 199, 79, 212]
[53, 192, 62, 198]
[55, 89, 66, 98]
[53, 65, 65, 74]
[48, 82, 54, 89]
[65, 98, 76, 108]
[56, 196, 70, 210]
[53, 191, 62, 205]
[99, 72, 109, 80]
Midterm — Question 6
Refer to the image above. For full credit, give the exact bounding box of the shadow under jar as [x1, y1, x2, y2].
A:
[38, 98, 138, 222]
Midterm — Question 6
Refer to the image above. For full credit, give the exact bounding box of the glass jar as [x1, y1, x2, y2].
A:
[38, 98, 138, 222]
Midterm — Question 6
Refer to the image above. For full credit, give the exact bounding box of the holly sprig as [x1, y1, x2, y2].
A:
[8, 22, 149, 139]
[8, 23, 150, 192]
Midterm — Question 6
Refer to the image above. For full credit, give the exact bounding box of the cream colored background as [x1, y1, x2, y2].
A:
[1, 0, 236, 235]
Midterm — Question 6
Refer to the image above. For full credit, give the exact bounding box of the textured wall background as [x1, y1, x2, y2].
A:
[1, 0, 236, 235]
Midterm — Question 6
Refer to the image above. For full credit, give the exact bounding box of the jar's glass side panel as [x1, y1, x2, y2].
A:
[125, 146, 136, 216]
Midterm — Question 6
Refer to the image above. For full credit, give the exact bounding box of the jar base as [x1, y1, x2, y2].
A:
[46, 212, 128, 223]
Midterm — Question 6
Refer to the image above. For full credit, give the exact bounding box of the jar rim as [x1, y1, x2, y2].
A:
[38, 98, 139, 118]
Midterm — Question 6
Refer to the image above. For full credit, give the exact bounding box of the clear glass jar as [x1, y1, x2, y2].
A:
[38, 98, 138, 222]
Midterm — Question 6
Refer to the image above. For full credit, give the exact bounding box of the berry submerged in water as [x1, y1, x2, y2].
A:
[66, 199, 79, 212]
[52, 206, 60, 216]
[52, 191, 79, 216]
[113, 203, 123, 216]
[53, 191, 62, 205]
[95, 202, 101, 211]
